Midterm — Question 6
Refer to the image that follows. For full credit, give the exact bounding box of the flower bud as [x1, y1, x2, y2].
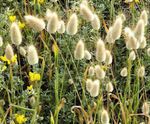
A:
[66, 13, 78, 35]
[84, 50, 91, 60]
[10, 22, 22, 46]
[129, 51, 136, 60]
[96, 39, 106, 62]
[47, 12, 59, 34]
[29, 96, 36, 107]
[90, 79, 100, 97]
[80, 3, 93, 21]
[137, 66, 145, 77]
[120, 67, 127, 77]
[142, 102, 149, 115]
[27, 45, 39, 65]
[106, 27, 114, 43]
[24, 15, 45, 32]
[95, 65, 106, 79]
[106, 82, 113, 92]
[101, 109, 109, 124]
[91, 14, 100, 30]
[105, 50, 113, 65]
[74, 40, 84, 60]
[5, 44, 14, 60]
[86, 79, 93, 92]
[57, 20, 65, 34]
[88, 66, 94, 76]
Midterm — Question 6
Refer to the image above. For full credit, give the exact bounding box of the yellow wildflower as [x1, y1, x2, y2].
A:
[0, 54, 17, 64]
[18, 21, 25, 29]
[27, 85, 33, 91]
[15, 114, 27, 124]
[29, 72, 41, 82]
[38, 0, 44, 4]
[9, 16, 16, 22]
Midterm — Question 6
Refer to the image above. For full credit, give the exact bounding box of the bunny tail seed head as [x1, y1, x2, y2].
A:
[66, 13, 78, 35]
[111, 17, 123, 41]
[10, 22, 22, 46]
[95, 65, 106, 79]
[137, 66, 145, 77]
[120, 67, 127, 77]
[74, 40, 84, 60]
[19, 47, 26, 57]
[106, 82, 113, 92]
[142, 102, 149, 115]
[27, 45, 39, 65]
[80, 4, 94, 21]
[105, 50, 113, 65]
[134, 19, 145, 43]
[106, 27, 114, 43]
[91, 14, 100, 30]
[147, 48, 150, 56]
[96, 39, 106, 62]
[90, 79, 100, 97]
[45, 9, 52, 21]
[5, 44, 14, 60]
[86, 79, 93, 93]
[129, 51, 136, 60]
[84, 50, 92, 60]
[140, 37, 147, 49]
[140, 10, 148, 26]
[57, 20, 65, 34]
[101, 109, 109, 124]
[24, 15, 45, 32]
[88, 66, 95, 76]
[47, 12, 59, 34]
[0, 36, 3, 47]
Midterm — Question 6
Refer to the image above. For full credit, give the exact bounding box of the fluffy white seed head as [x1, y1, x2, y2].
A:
[95, 65, 106, 79]
[57, 20, 65, 34]
[24, 15, 45, 32]
[84, 50, 92, 60]
[129, 51, 136, 60]
[96, 39, 106, 62]
[47, 12, 59, 34]
[142, 102, 149, 115]
[66, 13, 78, 35]
[147, 48, 150, 56]
[124, 27, 133, 41]
[101, 109, 109, 124]
[120, 67, 127, 77]
[86, 79, 93, 92]
[74, 40, 85, 60]
[88, 66, 95, 76]
[106, 27, 114, 43]
[80, 4, 94, 21]
[126, 34, 139, 50]
[27, 45, 39, 65]
[19, 47, 26, 57]
[125, 0, 133, 3]
[137, 66, 145, 77]
[45, 9, 52, 21]
[134, 19, 145, 43]
[140, 10, 148, 26]
[10, 22, 22, 46]
[105, 50, 113, 65]
[140, 37, 147, 49]
[91, 14, 100, 30]
[106, 82, 113, 92]
[81, 0, 88, 6]
[0, 36, 3, 47]
[90, 79, 100, 97]
[5, 44, 14, 60]
[111, 17, 123, 40]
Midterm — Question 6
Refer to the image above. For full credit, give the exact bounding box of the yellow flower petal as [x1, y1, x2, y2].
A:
[9, 16, 16, 22]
